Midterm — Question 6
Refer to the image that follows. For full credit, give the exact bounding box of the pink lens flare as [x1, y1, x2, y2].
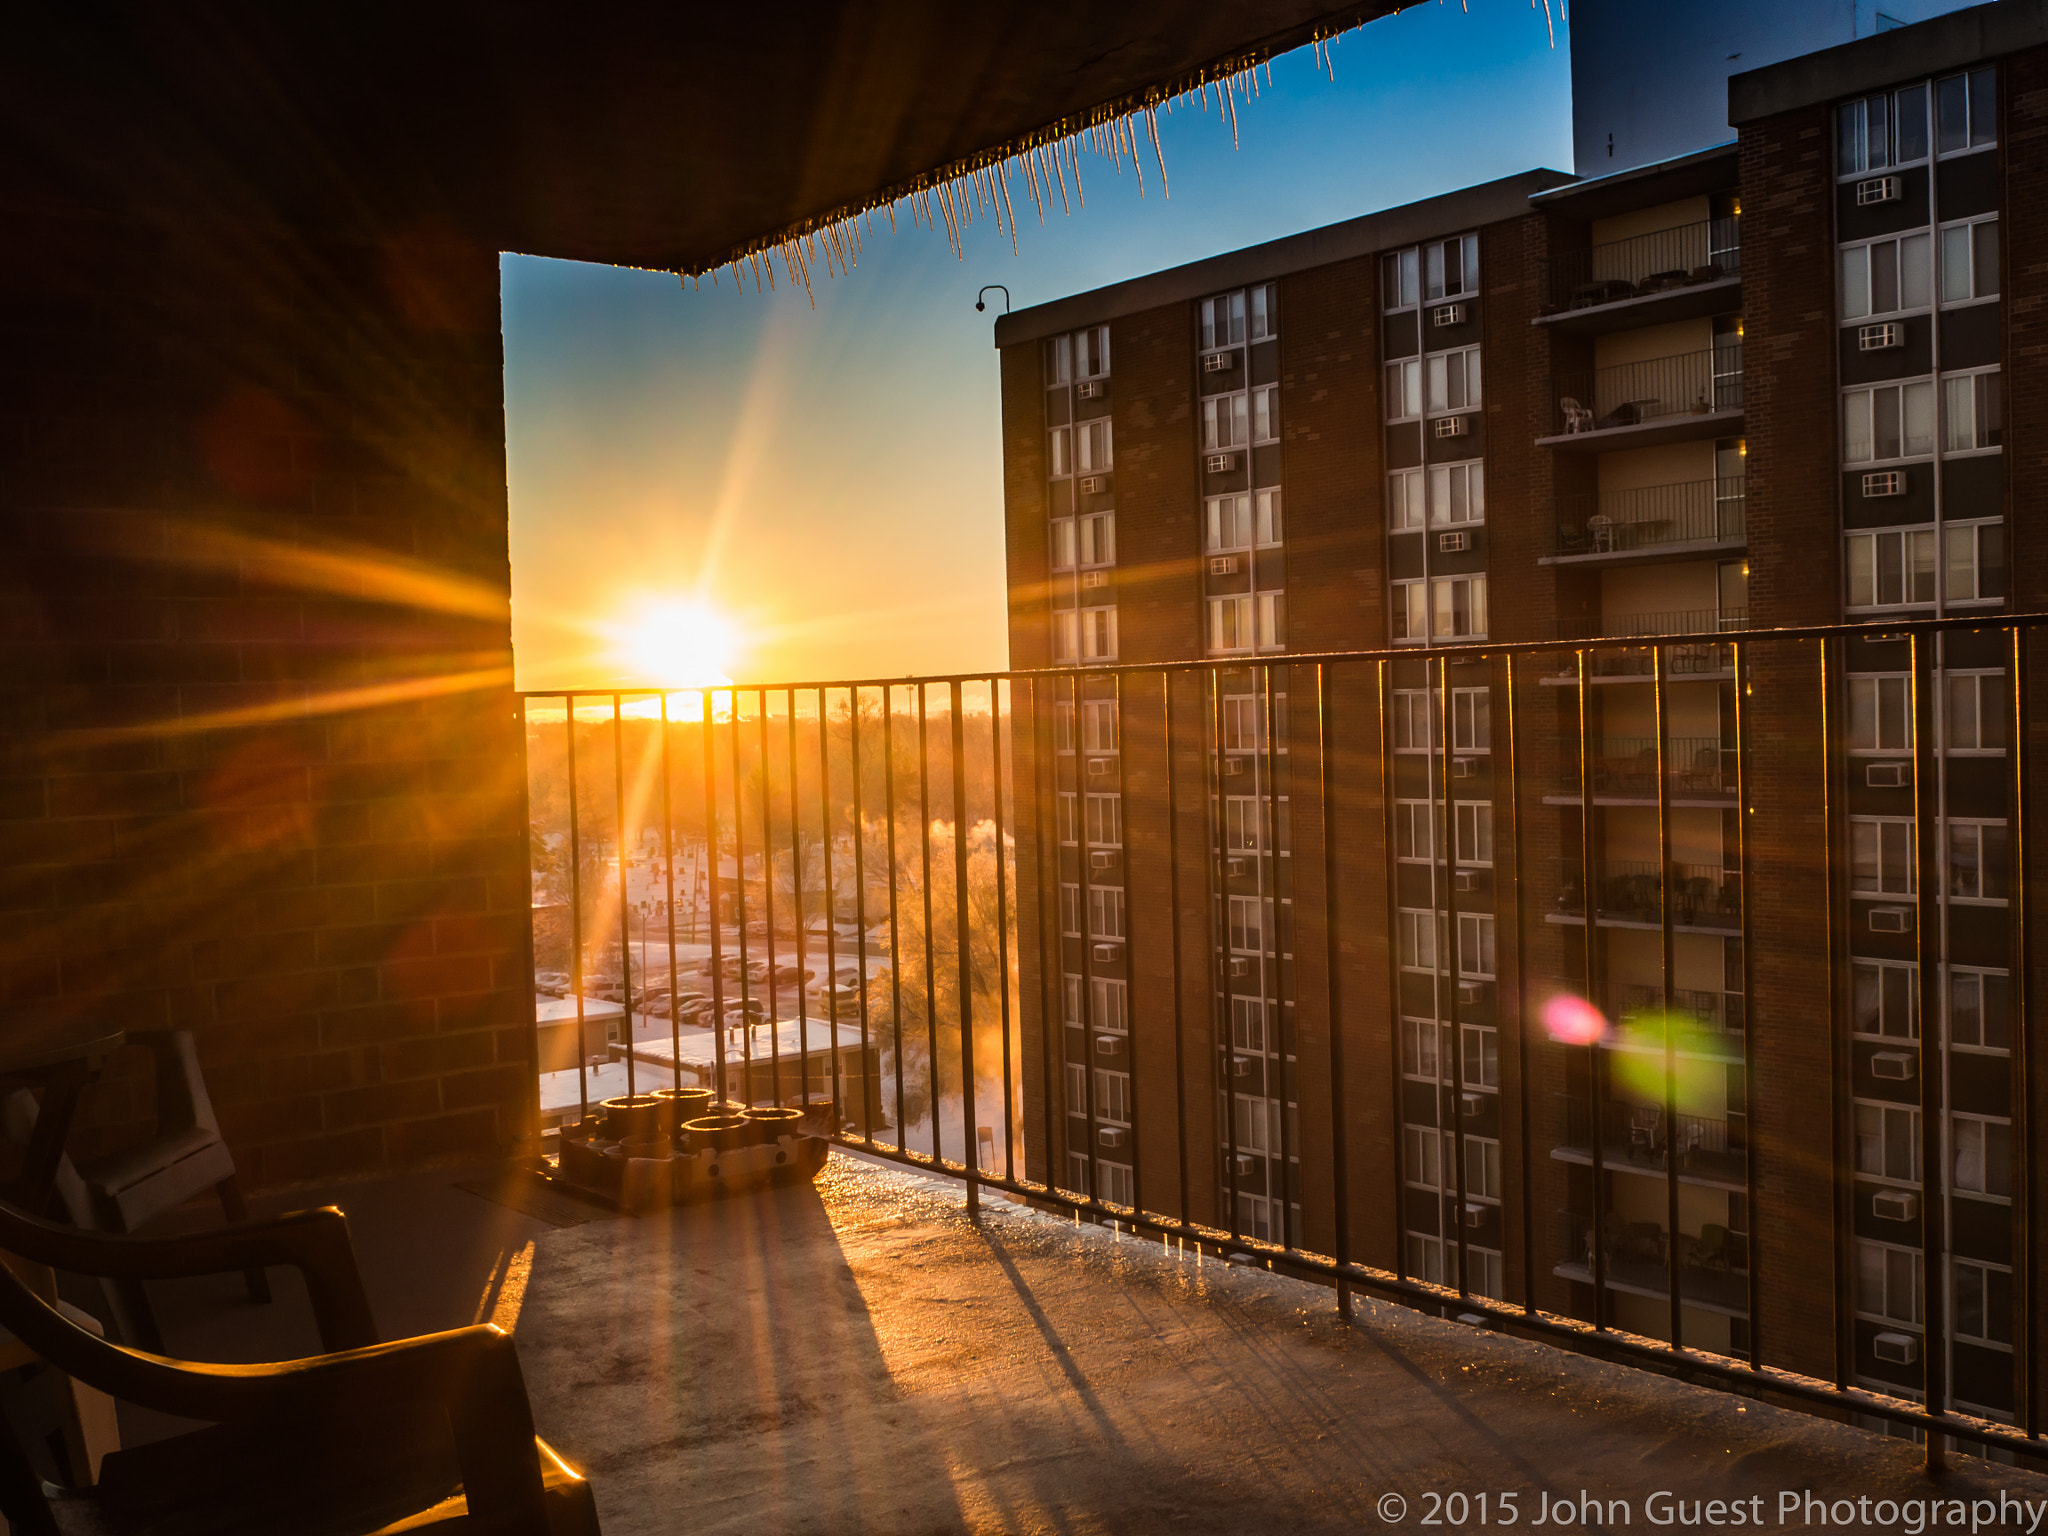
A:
[1543, 993, 1609, 1046]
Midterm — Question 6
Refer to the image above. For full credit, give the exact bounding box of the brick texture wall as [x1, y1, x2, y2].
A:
[0, 198, 532, 1188]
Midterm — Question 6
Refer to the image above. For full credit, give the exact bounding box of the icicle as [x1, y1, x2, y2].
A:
[1146, 108, 1169, 198]
[997, 163, 1020, 252]
[1224, 76, 1241, 149]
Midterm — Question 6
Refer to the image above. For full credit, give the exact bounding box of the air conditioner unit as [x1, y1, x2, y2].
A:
[1227, 957, 1252, 978]
[1452, 757, 1478, 778]
[1858, 322, 1904, 352]
[1873, 1188, 1919, 1222]
[1458, 980, 1486, 1005]
[1094, 1034, 1123, 1058]
[1098, 1125, 1128, 1149]
[1856, 175, 1903, 206]
[1870, 1050, 1917, 1081]
[1087, 758, 1115, 776]
[1873, 1331, 1920, 1366]
[1090, 851, 1117, 872]
[1079, 474, 1108, 494]
[1232, 1055, 1255, 1079]
[1233, 1152, 1257, 1176]
[1454, 869, 1478, 893]
[1203, 351, 1237, 374]
[1209, 554, 1240, 576]
[1092, 943, 1120, 963]
[1862, 470, 1905, 498]
[1076, 379, 1105, 400]
[1226, 857, 1249, 877]
[1432, 303, 1468, 327]
[1438, 530, 1471, 553]
[1866, 762, 1909, 788]
[1205, 451, 1239, 473]
[1869, 907, 1912, 934]
[1433, 416, 1470, 439]
[1462, 1201, 1487, 1229]
[1461, 1091, 1485, 1117]
[1079, 569, 1110, 590]
[1224, 757, 1249, 776]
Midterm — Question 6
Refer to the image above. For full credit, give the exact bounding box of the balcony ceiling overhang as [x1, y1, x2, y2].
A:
[2, 1, 1416, 274]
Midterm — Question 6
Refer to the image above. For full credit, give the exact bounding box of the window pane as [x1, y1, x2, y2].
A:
[1969, 68, 1997, 147]
[1845, 392, 1873, 463]
[1849, 535, 1875, 606]
[1878, 531, 1903, 604]
[1941, 226, 1972, 303]
[1974, 220, 2000, 297]
[1874, 387, 1901, 460]
[1842, 247, 1871, 319]
[1872, 240, 1899, 314]
[1937, 74, 1969, 153]
[1903, 380, 1934, 456]
[1909, 529, 1936, 604]
[1896, 83, 1928, 161]
[1900, 232, 1930, 310]
[1840, 101, 1865, 175]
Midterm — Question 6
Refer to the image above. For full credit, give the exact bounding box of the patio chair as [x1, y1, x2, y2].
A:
[1560, 396, 1595, 434]
[0, 1191, 600, 1535]
[1687, 1222, 1734, 1272]
[1627, 1108, 1660, 1163]
[1586, 514, 1619, 552]
[3, 1027, 269, 1353]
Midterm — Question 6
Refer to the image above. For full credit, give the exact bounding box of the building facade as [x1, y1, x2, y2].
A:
[997, 0, 2048, 1430]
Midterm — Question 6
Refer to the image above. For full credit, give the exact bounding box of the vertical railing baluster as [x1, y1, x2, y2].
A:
[701, 691, 727, 1109]
[661, 693, 680, 1095]
[1380, 661, 1406, 1282]
[1439, 656, 1469, 1299]
[1911, 632, 1948, 1458]
[731, 691, 755, 1106]
[991, 679, 1016, 1182]
[1214, 668, 1241, 1240]
[1262, 662, 1291, 1249]
[761, 690, 782, 1107]
[919, 685, 942, 1167]
[2010, 626, 2036, 1437]
[817, 686, 841, 1131]
[1076, 672, 1101, 1206]
[1165, 670, 1191, 1233]
[1116, 669, 1141, 1217]
[1317, 662, 1353, 1318]
[884, 688, 906, 1154]
[951, 680, 977, 1211]
[567, 697, 588, 1127]
[1578, 647, 1607, 1328]
[1031, 677, 1061, 1194]
[1822, 636, 1848, 1388]
[614, 696, 634, 1104]
[788, 687, 807, 1112]
[850, 691, 875, 1145]
[1735, 638, 1761, 1368]
[1507, 654, 1535, 1318]
[1653, 645, 1680, 1347]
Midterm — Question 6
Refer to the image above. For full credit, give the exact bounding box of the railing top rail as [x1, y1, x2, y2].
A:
[515, 611, 2048, 700]
[1548, 215, 1740, 260]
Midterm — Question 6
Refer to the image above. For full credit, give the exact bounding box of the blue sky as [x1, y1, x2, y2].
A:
[502, 0, 1575, 690]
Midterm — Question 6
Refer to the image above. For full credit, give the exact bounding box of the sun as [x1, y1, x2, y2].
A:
[624, 602, 737, 688]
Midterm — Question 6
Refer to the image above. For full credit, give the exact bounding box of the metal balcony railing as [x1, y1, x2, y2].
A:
[1546, 217, 1742, 312]
[1554, 477, 1745, 557]
[1547, 346, 1744, 437]
[518, 609, 2048, 1461]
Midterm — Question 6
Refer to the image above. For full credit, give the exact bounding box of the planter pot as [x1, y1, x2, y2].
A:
[681, 1114, 749, 1154]
[654, 1087, 714, 1132]
[621, 1132, 674, 1161]
[602, 1094, 663, 1140]
[741, 1106, 804, 1144]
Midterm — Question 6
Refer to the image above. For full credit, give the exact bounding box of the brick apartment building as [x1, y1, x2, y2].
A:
[997, 2, 2045, 1425]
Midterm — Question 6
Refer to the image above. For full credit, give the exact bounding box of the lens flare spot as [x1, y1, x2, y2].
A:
[1544, 993, 1608, 1046]
[624, 602, 737, 688]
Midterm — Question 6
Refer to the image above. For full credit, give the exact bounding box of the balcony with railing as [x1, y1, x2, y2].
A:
[1552, 859, 1742, 931]
[1541, 346, 1744, 448]
[1553, 1094, 1747, 1190]
[1555, 1210, 1751, 1316]
[1552, 735, 1738, 802]
[1551, 477, 1746, 560]
[1540, 217, 1742, 333]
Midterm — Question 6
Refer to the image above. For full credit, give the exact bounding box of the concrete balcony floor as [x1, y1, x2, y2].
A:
[125, 1155, 2045, 1534]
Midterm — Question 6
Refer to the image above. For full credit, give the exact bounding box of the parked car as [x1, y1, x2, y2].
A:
[534, 971, 570, 996]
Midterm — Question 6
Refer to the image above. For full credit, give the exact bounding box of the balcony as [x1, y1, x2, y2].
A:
[1552, 1093, 1748, 1190]
[1548, 478, 1745, 563]
[1555, 1211, 1751, 1316]
[1539, 217, 1742, 335]
[1552, 734, 1738, 803]
[1539, 347, 1744, 449]
[1552, 858, 1742, 932]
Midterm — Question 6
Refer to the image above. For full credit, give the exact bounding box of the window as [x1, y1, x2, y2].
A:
[1424, 233, 1480, 302]
[1945, 673, 2006, 751]
[1252, 384, 1279, 443]
[1065, 1150, 1090, 1194]
[1852, 960, 1918, 1039]
[1207, 493, 1251, 550]
[1398, 909, 1438, 970]
[1100, 1161, 1134, 1207]
[1050, 518, 1076, 570]
[1051, 611, 1078, 662]
[1430, 462, 1485, 526]
[1465, 1247, 1505, 1302]
[1075, 325, 1109, 378]
[1254, 489, 1283, 546]
[1432, 575, 1488, 639]
[1934, 68, 1997, 156]
[1856, 1240, 1923, 1326]
[1462, 1024, 1499, 1089]
[1257, 592, 1285, 651]
[1954, 1259, 2013, 1347]
[1209, 595, 1253, 655]
[1225, 796, 1270, 853]
[1088, 886, 1126, 941]
[1839, 82, 1929, 174]
[1457, 913, 1495, 978]
[1056, 791, 1078, 845]
[1392, 690, 1432, 750]
[1950, 969, 2009, 1050]
[1059, 883, 1081, 936]
[1085, 793, 1122, 847]
[1392, 580, 1427, 642]
[1052, 701, 1075, 752]
[1455, 802, 1493, 865]
[1220, 694, 1266, 752]
[1843, 380, 1935, 462]
[1249, 283, 1276, 342]
[1406, 1232, 1446, 1286]
[1393, 801, 1434, 862]
[1094, 1069, 1131, 1124]
[1202, 393, 1249, 451]
[1045, 334, 1073, 386]
[1200, 292, 1246, 351]
[1389, 468, 1424, 531]
[1848, 675, 1912, 752]
[1856, 1102, 1921, 1183]
[1403, 1125, 1444, 1189]
[1846, 528, 1936, 608]
[1944, 522, 2005, 603]
[1452, 688, 1491, 751]
[1230, 995, 1267, 1053]
[1401, 1017, 1445, 1079]
[1466, 1137, 1502, 1201]
[1064, 1062, 1087, 1112]
[1062, 974, 1083, 1025]
[1940, 218, 1999, 304]
[1093, 977, 1128, 1033]
[1839, 233, 1930, 319]
[1425, 347, 1482, 415]
[1078, 606, 1118, 660]
[1943, 371, 2002, 452]
[1049, 425, 1072, 476]
[1082, 701, 1118, 753]
[1946, 821, 2008, 901]
[1077, 418, 1113, 472]
[1952, 1113, 2010, 1197]
[1383, 248, 1420, 310]
[1232, 1093, 1276, 1155]
[1077, 512, 1115, 567]
[1384, 358, 1422, 422]
[1227, 894, 1268, 954]
[1850, 816, 1914, 894]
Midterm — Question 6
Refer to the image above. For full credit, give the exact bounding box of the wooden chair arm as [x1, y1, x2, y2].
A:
[0, 1198, 377, 1351]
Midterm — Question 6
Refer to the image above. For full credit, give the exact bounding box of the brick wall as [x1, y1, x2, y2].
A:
[1109, 304, 1201, 666]
[0, 197, 532, 1187]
